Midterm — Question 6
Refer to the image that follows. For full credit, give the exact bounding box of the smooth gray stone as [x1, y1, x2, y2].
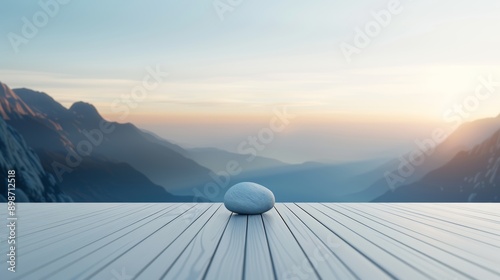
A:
[224, 182, 275, 215]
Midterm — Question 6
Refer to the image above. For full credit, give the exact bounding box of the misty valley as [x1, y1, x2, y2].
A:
[1, 82, 499, 203]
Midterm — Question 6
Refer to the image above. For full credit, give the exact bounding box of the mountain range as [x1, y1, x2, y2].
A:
[376, 127, 500, 202]
[1, 83, 208, 202]
[1, 81, 499, 202]
[366, 112, 500, 202]
[0, 115, 71, 202]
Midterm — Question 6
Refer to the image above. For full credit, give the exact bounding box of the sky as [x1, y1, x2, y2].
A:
[1, 0, 500, 163]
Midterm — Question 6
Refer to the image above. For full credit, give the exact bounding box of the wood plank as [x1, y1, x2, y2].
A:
[391, 204, 500, 236]
[327, 204, 473, 279]
[16, 203, 74, 222]
[21, 204, 156, 250]
[16, 204, 157, 256]
[332, 204, 500, 279]
[275, 204, 356, 279]
[262, 207, 320, 280]
[343, 204, 500, 263]
[448, 204, 500, 218]
[1, 203, 498, 280]
[67, 204, 202, 280]
[204, 214, 247, 279]
[375, 204, 500, 248]
[387, 204, 500, 238]
[76, 204, 214, 280]
[12, 204, 182, 279]
[299, 203, 430, 279]
[21, 204, 122, 231]
[0, 204, 124, 243]
[244, 214, 275, 280]
[287, 203, 391, 280]
[430, 204, 500, 224]
[137, 204, 230, 280]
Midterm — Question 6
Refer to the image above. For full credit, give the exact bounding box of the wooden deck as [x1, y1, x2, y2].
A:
[1, 203, 500, 280]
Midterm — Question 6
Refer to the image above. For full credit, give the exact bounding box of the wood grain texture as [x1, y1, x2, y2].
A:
[204, 214, 247, 280]
[298, 203, 429, 279]
[286, 203, 391, 280]
[137, 204, 225, 280]
[331, 204, 500, 279]
[262, 207, 320, 280]
[326, 204, 474, 279]
[244, 214, 275, 280]
[379, 204, 500, 247]
[275, 204, 356, 280]
[159, 205, 231, 280]
[0, 203, 499, 280]
[395, 204, 500, 235]
[17, 204, 180, 280]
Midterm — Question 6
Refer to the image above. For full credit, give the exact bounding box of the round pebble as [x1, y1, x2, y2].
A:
[224, 182, 275, 215]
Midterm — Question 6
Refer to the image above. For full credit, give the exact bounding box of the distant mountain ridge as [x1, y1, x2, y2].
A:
[2, 81, 499, 202]
[350, 115, 500, 202]
[0, 82, 215, 202]
[14, 89, 216, 195]
[376, 127, 500, 202]
[14, 88, 215, 196]
[187, 147, 288, 173]
[0, 84, 36, 120]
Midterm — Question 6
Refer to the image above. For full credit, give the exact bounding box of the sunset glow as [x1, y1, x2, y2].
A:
[2, 0, 500, 163]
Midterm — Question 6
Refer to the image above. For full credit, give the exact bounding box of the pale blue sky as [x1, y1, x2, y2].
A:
[2, 0, 500, 162]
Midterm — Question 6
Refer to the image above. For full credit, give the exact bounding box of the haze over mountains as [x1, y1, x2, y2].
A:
[1, 83, 204, 202]
[377, 126, 500, 202]
[0, 81, 499, 202]
[351, 114, 500, 202]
